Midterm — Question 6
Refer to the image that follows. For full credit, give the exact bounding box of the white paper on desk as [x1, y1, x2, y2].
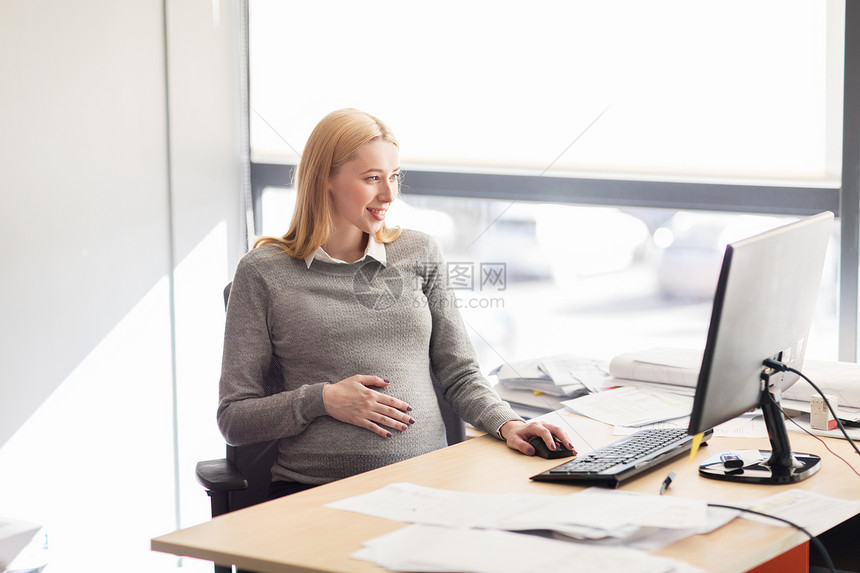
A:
[580, 504, 740, 553]
[491, 357, 550, 382]
[612, 412, 768, 439]
[781, 398, 860, 423]
[325, 482, 553, 529]
[713, 413, 769, 438]
[528, 409, 619, 456]
[328, 482, 709, 539]
[613, 419, 691, 436]
[541, 356, 611, 393]
[785, 413, 860, 440]
[503, 488, 709, 533]
[353, 524, 705, 573]
[562, 386, 693, 427]
[742, 490, 860, 533]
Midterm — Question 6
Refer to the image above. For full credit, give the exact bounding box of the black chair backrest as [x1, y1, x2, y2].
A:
[224, 441, 279, 511]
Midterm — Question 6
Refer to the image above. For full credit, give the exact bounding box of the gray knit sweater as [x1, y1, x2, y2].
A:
[217, 229, 520, 485]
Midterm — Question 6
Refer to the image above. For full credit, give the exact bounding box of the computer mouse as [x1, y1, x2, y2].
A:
[529, 436, 575, 459]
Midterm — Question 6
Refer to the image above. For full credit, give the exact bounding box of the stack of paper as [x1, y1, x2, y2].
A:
[491, 355, 610, 399]
[561, 386, 694, 427]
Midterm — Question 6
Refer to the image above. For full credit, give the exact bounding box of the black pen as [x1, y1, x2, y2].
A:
[659, 471, 677, 495]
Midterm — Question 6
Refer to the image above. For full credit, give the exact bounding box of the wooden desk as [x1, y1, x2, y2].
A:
[152, 425, 860, 573]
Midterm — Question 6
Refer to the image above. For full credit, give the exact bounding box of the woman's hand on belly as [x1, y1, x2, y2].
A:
[322, 375, 415, 439]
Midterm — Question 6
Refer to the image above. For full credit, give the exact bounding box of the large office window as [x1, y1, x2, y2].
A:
[249, 1, 848, 365]
[251, 1, 843, 185]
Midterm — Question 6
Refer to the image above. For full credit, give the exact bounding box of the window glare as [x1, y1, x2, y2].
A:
[250, 0, 843, 184]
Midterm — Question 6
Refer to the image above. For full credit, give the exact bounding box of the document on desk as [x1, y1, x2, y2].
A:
[780, 398, 860, 424]
[326, 482, 550, 530]
[784, 413, 860, 440]
[540, 355, 611, 393]
[612, 412, 768, 439]
[327, 482, 710, 537]
[502, 487, 709, 533]
[561, 386, 693, 427]
[353, 524, 705, 573]
[491, 355, 610, 398]
[741, 490, 860, 533]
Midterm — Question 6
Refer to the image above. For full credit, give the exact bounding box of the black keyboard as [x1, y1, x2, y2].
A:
[530, 428, 713, 488]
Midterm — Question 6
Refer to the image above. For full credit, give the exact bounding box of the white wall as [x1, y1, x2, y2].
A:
[0, 0, 244, 570]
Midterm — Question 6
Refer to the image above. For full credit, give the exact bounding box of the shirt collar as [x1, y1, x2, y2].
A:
[304, 234, 387, 268]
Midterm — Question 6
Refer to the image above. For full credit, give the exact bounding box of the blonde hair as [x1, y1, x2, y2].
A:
[255, 108, 402, 258]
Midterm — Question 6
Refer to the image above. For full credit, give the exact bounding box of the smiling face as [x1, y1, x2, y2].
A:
[327, 139, 401, 243]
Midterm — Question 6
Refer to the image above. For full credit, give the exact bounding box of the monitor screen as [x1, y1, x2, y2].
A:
[687, 211, 833, 484]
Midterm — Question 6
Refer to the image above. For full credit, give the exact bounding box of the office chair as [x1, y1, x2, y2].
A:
[195, 282, 466, 573]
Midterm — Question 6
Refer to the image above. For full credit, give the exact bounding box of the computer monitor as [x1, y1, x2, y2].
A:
[687, 211, 834, 484]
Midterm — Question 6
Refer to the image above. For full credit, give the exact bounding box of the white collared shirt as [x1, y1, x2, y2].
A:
[303, 234, 387, 268]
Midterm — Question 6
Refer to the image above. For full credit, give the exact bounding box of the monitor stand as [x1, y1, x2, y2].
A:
[699, 390, 821, 484]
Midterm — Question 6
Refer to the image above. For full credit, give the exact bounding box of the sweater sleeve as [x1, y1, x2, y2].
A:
[420, 237, 522, 437]
[216, 256, 328, 446]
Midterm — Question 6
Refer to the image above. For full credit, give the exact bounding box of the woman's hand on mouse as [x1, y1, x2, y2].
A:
[499, 420, 576, 456]
[323, 375, 415, 438]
